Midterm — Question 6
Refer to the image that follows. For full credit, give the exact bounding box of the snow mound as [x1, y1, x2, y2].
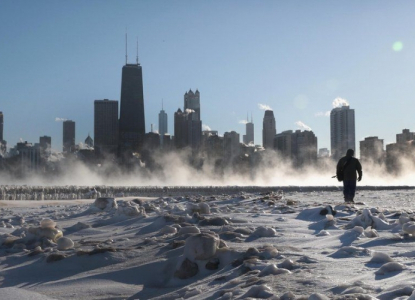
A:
[370, 252, 394, 264]
[241, 284, 275, 299]
[259, 264, 291, 277]
[116, 201, 146, 217]
[331, 246, 371, 258]
[402, 222, 415, 235]
[346, 209, 394, 230]
[159, 225, 177, 235]
[375, 262, 405, 275]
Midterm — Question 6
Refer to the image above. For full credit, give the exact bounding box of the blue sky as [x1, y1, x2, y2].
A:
[1, 1, 414, 153]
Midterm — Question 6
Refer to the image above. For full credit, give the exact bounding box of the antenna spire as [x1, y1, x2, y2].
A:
[125, 30, 128, 65]
[136, 37, 139, 64]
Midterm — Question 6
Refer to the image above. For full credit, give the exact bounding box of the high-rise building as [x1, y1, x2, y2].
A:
[275, 130, 317, 166]
[184, 89, 200, 120]
[330, 105, 355, 160]
[243, 114, 254, 145]
[85, 134, 94, 148]
[63, 120, 75, 153]
[262, 110, 276, 149]
[0, 111, 3, 141]
[39, 136, 51, 156]
[119, 60, 145, 153]
[360, 136, 384, 162]
[224, 131, 240, 161]
[158, 101, 168, 146]
[174, 108, 202, 150]
[94, 99, 119, 155]
[396, 129, 415, 144]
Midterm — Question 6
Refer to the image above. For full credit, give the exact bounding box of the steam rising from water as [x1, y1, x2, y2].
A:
[55, 117, 67, 122]
[202, 124, 212, 131]
[258, 103, 272, 111]
[239, 120, 248, 124]
[1, 149, 414, 187]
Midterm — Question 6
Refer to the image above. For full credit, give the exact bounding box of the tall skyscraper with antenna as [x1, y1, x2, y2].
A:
[158, 100, 168, 146]
[243, 113, 254, 145]
[119, 36, 146, 154]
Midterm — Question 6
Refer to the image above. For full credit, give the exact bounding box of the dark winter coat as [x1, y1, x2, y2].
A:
[336, 155, 362, 181]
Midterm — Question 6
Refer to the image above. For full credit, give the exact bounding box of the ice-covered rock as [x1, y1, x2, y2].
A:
[308, 293, 330, 300]
[40, 219, 56, 229]
[159, 225, 177, 235]
[178, 226, 200, 235]
[251, 226, 277, 237]
[57, 237, 74, 250]
[117, 204, 146, 217]
[174, 258, 198, 279]
[241, 284, 274, 299]
[184, 232, 219, 261]
[28, 227, 63, 242]
[92, 197, 118, 211]
[403, 222, 415, 235]
[259, 264, 291, 277]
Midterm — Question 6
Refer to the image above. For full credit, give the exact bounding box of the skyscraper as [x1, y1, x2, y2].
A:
[262, 110, 276, 149]
[94, 99, 119, 155]
[119, 54, 145, 153]
[184, 89, 200, 120]
[360, 136, 384, 163]
[243, 114, 254, 145]
[0, 111, 3, 141]
[174, 108, 202, 150]
[330, 105, 355, 160]
[63, 120, 75, 153]
[158, 101, 168, 146]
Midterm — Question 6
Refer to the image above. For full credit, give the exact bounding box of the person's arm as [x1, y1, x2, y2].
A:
[356, 159, 362, 181]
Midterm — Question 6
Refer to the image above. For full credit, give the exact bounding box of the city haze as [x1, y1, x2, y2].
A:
[1, 1, 414, 152]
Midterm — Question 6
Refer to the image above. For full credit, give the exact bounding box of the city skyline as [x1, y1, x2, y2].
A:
[1, 1, 415, 152]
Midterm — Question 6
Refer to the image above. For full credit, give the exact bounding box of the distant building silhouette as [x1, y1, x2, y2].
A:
[275, 130, 317, 166]
[94, 99, 119, 155]
[224, 131, 240, 161]
[63, 120, 75, 153]
[243, 114, 254, 145]
[119, 62, 145, 154]
[396, 129, 415, 144]
[330, 105, 355, 160]
[0, 111, 5, 155]
[174, 108, 202, 150]
[85, 134, 93, 148]
[318, 148, 330, 158]
[39, 136, 51, 157]
[262, 110, 276, 149]
[386, 129, 415, 173]
[184, 89, 200, 120]
[0, 111, 3, 141]
[360, 136, 384, 163]
[158, 101, 168, 147]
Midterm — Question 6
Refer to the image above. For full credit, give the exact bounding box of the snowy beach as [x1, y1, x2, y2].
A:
[1, 188, 415, 299]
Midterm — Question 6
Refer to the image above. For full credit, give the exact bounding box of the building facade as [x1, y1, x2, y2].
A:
[63, 120, 75, 153]
[262, 110, 276, 149]
[184, 89, 200, 120]
[243, 117, 254, 145]
[330, 105, 355, 160]
[158, 104, 168, 146]
[94, 99, 119, 155]
[0, 111, 3, 141]
[396, 129, 415, 144]
[119, 63, 145, 153]
[360, 136, 384, 163]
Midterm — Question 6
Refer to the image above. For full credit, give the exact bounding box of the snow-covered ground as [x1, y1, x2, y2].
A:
[1, 188, 415, 299]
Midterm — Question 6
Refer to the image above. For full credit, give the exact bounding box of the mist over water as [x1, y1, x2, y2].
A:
[1, 150, 414, 187]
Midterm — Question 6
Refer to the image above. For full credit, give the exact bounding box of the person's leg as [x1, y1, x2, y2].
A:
[349, 180, 357, 202]
[343, 180, 354, 202]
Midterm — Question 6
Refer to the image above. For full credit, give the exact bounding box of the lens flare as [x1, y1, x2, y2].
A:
[392, 41, 403, 52]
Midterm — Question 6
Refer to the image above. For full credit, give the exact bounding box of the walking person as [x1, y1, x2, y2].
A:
[336, 149, 362, 203]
